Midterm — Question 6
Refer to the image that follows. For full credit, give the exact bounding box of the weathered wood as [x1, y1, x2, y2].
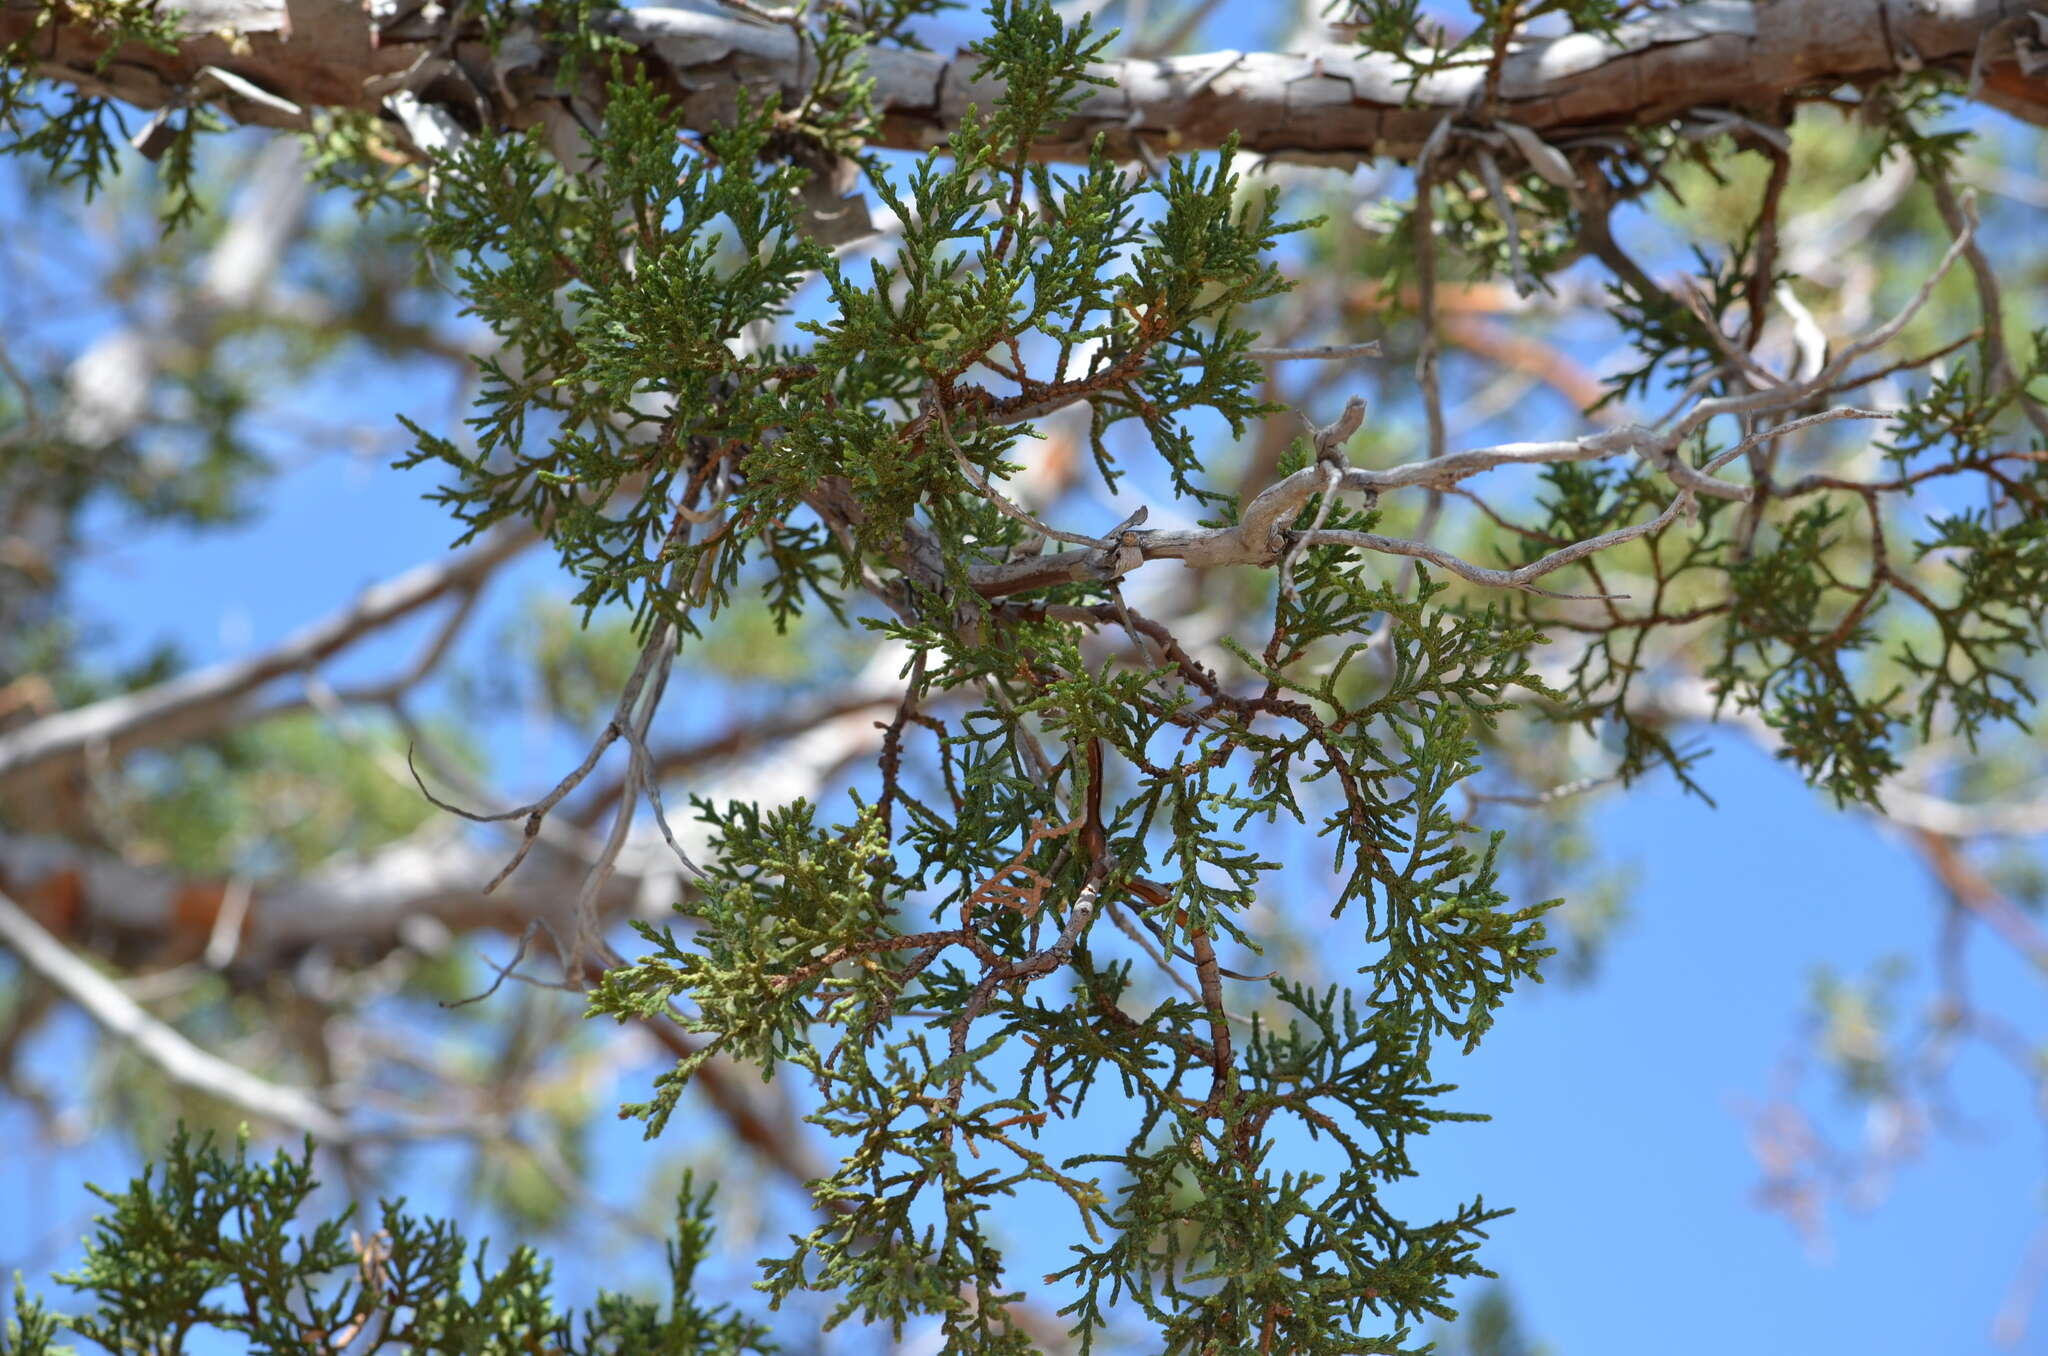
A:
[5, 0, 2043, 162]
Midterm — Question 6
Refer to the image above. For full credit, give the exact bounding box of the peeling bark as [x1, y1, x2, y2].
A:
[4, 0, 2042, 167]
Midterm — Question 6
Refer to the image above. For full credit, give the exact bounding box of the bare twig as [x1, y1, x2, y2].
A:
[407, 612, 674, 895]
[565, 623, 678, 970]
[1244, 341, 1383, 363]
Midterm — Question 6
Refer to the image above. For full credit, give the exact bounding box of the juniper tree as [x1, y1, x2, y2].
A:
[2, 0, 2045, 1353]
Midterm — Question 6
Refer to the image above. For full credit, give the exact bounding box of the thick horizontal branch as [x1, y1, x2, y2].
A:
[0, 827, 652, 970]
[5, 0, 2042, 169]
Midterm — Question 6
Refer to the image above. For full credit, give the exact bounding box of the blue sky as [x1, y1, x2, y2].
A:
[5, 2, 2048, 1353]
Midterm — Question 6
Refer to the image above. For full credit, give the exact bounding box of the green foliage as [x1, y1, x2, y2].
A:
[1366, 88, 2048, 807]
[1327, 0, 1621, 93]
[588, 566, 1554, 1356]
[399, 0, 1299, 634]
[0, 400, 272, 726]
[0, 0, 215, 228]
[4, 1130, 773, 1356]
[1280, 15, 2047, 814]
[396, 66, 835, 632]
[516, 596, 651, 729]
[1807, 959, 1913, 1101]
[301, 109, 432, 213]
[11, 0, 2047, 1352]
[1517, 251, 2047, 806]
[475, 0, 633, 91]
[488, 5, 1557, 1347]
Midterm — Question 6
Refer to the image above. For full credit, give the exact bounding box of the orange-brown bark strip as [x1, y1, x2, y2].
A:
[5, 0, 2042, 165]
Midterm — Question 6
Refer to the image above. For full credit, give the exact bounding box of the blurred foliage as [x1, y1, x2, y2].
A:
[1431, 1285, 1551, 1356]
[1809, 959, 1913, 1102]
[520, 597, 650, 731]
[118, 713, 467, 876]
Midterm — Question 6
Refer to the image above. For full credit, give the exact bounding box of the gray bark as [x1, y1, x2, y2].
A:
[5, 0, 2042, 167]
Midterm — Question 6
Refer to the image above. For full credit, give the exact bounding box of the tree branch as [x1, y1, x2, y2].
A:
[7, 0, 2041, 167]
[0, 880, 354, 1141]
[0, 525, 536, 798]
[0, 827, 650, 970]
